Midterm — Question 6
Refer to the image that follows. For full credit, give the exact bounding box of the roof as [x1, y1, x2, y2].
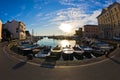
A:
[84, 25, 98, 27]
[97, 2, 120, 18]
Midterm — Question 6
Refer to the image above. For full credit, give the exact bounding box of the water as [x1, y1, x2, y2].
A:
[37, 37, 76, 48]
[36, 37, 101, 61]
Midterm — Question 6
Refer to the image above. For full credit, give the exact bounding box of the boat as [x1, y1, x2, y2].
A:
[92, 42, 114, 53]
[18, 40, 32, 46]
[80, 46, 93, 58]
[73, 45, 84, 54]
[62, 46, 74, 54]
[35, 48, 51, 58]
[73, 45, 84, 60]
[92, 47, 105, 57]
[62, 45, 74, 60]
[18, 44, 40, 56]
[51, 45, 62, 53]
[19, 44, 40, 50]
[80, 46, 93, 52]
[51, 45, 62, 60]
[97, 44, 114, 52]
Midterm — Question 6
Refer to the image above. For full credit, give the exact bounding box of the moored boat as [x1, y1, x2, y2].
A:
[51, 45, 62, 60]
[35, 48, 51, 58]
[73, 45, 84, 60]
[51, 45, 62, 53]
[73, 45, 84, 54]
[62, 46, 74, 60]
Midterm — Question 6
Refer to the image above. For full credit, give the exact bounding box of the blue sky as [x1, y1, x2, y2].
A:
[0, 0, 119, 36]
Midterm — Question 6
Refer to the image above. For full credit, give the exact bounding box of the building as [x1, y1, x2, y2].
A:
[97, 2, 120, 39]
[75, 28, 83, 38]
[82, 25, 99, 38]
[3, 20, 26, 40]
[0, 20, 2, 42]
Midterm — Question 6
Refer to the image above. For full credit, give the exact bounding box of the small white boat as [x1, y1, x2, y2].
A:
[51, 45, 62, 53]
[62, 46, 74, 54]
[62, 46, 74, 60]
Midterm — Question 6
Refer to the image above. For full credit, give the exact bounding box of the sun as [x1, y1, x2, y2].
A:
[59, 23, 72, 33]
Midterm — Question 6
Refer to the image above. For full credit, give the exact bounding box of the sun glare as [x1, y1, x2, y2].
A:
[60, 40, 70, 47]
[59, 23, 72, 33]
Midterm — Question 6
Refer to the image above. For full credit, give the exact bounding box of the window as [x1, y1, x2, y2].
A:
[16, 31, 18, 33]
[16, 28, 19, 33]
[16, 28, 19, 30]
[114, 7, 117, 11]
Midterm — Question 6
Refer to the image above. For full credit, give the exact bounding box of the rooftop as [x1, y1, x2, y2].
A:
[97, 2, 120, 18]
[84, 25, 98, 27]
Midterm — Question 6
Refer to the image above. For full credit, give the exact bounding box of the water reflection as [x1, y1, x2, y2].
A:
[36, 37, 109, 61]
[60, 40, 69, 47]
[38, 37, 76, 47]
[59, 40, 76, 47]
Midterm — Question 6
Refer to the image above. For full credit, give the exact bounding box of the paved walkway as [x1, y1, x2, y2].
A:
[0, 42, 120, 80]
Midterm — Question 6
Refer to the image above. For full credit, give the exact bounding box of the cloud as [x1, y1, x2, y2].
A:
[30, 23, 36, 26]
[50, 8, 101, 26]
[104, 0, 115, 7]
[59, 0, 117, 11]
[16, 12, 23, 17]
[59, 0, 89, 9]
[116, 0, 120, 2]
[59, 0, 76, 6]
[33, 4, 42, 9]
[32, 0, 115, 35]
[36, 13, 42, 17]
[42, 7, 101, 35]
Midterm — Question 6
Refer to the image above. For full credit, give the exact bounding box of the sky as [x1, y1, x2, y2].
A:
[0, 0, 120, 36]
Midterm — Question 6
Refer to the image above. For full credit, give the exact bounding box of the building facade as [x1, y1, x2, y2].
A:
[3, 20, 26, 40]
[97, 2, 120, 39]
[0, 20, 2, 42]
[82, 25, 99, 38]
[75, 28, 83, 38]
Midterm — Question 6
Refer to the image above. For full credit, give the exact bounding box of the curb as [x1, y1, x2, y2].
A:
[4, 42, 120, 68]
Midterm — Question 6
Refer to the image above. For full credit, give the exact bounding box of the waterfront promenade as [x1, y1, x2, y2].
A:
[0, 42, 120, 80]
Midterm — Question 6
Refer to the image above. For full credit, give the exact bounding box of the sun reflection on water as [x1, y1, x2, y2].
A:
[59, 40, 76, 47]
